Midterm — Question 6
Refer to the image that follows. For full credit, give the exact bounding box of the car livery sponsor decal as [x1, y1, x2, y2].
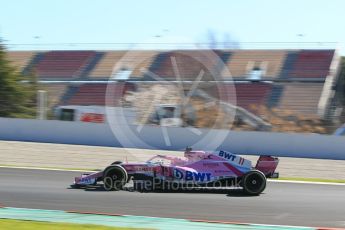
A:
[173, 169, 211, 182]
[218, 150, 236, 161]
[218, 150, 247, 166]
[239, 157, 245, 165]
[79, 177, 96, 185]
[134, 167, 152, 172]
[124, 165, 153, 172]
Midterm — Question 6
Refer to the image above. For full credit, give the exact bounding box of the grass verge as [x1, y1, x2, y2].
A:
[0, 219, 147, 230]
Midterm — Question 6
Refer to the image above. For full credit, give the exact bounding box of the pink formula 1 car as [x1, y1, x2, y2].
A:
[72, 149, 279, 195]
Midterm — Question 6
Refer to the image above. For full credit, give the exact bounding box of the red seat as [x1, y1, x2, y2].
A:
[64, 83, 135, 106]
[34, 51, 96, 78]
[288, 50, 334, 78]
[208, 83, 272, 113]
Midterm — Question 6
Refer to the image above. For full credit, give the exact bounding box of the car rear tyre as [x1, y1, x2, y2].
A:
[242, 170, 266, 195]
[103, 165, 128, 191]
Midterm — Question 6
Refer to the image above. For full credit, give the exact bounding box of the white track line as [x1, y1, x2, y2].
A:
[0, 165, 97, 172]
[268, 179, 345, 186]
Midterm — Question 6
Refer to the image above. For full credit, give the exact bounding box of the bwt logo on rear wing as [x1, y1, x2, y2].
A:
[218, 150, 236, 161]
[218, 150, 251, 167]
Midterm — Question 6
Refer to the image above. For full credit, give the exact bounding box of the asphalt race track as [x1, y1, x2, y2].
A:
[0, 168, 344, 228]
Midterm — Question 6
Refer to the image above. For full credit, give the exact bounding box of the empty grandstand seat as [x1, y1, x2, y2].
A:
[88, 51, 126, 78]
[63, 83, 135, 106]
[287, 50, 334, 79]
[207, 82, 326, 117]
[277, 83, 324, 115]
[234, 83, 272, 112]
[88, 51, 158, 79]
[125, 51, 158, 78]
[34, 51, 96, 79]
[207, 82, 273, 113]
[148, 50, 224, 81]
[7, 51, 35, 72]
[222, 50, 287, 79]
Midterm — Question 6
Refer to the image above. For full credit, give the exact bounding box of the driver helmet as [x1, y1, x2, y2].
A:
[184, 147, 194, 159]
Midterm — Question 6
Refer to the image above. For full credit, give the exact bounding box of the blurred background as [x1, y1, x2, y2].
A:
[1, 2, 345, 229]
[1, 0, 345, 135]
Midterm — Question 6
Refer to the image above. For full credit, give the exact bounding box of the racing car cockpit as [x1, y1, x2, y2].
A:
[146, 154, 187, 166]
[184, 147, 208, 162]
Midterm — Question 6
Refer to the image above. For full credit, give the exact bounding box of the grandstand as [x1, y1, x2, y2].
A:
[206, 81, 329, 116]
[286, 50, 335, 79]
[87, 51, 158, 79]
[6, 48, 341, 130]
[7, 51, 35, 73]
[111, 50, 159, 79]
[277, 82, 325, 115]
[9, 49, 337, 81]
[207, 82, 273, 113]
[33, 51, 97, 79]
[221, 50, 286, 79]
[87, 51, 125, 78]
[147, 50, 225, 80]
[61, 82, 135, 106]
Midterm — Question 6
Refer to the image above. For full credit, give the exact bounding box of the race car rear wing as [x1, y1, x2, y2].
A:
[255, 156, 279, 178]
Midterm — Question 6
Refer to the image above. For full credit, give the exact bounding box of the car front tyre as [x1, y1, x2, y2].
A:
[103, 165, 128, 191]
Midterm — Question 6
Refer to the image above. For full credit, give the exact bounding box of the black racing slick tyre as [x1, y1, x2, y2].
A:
[242, 170, 266, 196]
[103, 165, 128, 191]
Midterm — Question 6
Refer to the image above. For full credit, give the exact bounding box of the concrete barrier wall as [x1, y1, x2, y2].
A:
[0, 118, 120, 146]
[0, 117, 344, 160]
